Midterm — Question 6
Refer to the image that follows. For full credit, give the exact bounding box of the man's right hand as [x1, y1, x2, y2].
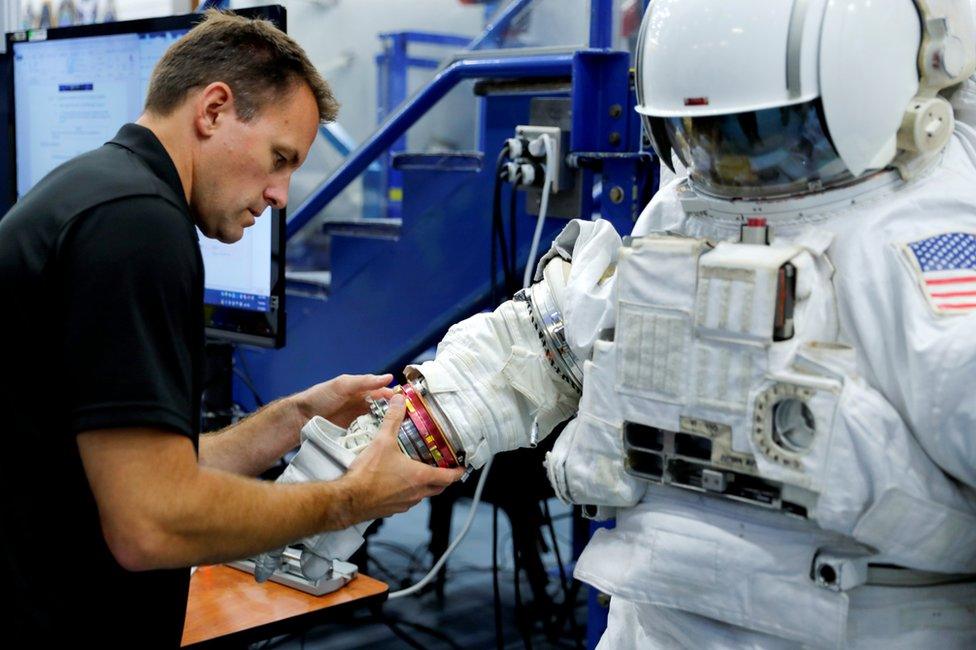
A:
[339, 395, 464, 524]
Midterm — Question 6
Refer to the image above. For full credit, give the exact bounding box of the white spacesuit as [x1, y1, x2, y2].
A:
[257, 1, 976, 646]
[563, 1, 976, 647]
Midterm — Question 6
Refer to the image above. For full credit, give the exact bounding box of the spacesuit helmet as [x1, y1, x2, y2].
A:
[635, 0, 976, 199]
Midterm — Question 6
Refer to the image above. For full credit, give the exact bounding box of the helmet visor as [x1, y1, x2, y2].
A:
[664, 99, 853, 199]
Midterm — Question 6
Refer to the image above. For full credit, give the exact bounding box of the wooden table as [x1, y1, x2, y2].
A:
[182, 565, 389, 648]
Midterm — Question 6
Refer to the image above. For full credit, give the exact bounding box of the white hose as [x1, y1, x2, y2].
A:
[522, 134, 556, 289]
[387, 457, 493, 599]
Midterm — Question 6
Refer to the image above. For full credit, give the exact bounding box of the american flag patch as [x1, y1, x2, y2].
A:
[903, 232, 976, 315]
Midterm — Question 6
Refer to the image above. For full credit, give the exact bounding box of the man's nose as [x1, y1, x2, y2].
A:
[264, 180, 289, 209]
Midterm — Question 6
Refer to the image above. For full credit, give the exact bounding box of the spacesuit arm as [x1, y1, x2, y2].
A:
[253, 219, 622, 579]
[912, 311, 976, 488]
[846, 225, 976, 490]
[533, 219, 623, 362]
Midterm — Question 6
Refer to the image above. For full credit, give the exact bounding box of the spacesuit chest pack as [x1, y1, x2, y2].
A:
[611, 229, 976, 575]
[561, 224, 976, 644]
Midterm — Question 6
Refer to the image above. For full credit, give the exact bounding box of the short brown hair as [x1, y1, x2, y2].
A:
[145, 10, 338, 123]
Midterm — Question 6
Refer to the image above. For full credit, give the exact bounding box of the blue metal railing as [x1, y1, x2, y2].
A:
[466, 0, 534, 50]
[375, 30, 476, 220]
[589, 0, 614, 49]
[286, 0, 615, 239]
[318, 123, 359, 160]
[286, 52, 574, 238]
[468, 0, 613, 51]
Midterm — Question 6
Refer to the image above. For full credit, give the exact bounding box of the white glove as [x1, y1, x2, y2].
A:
[253, 415, 379, 582]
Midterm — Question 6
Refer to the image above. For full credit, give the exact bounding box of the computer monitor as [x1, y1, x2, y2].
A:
[3, 5, 288, 348]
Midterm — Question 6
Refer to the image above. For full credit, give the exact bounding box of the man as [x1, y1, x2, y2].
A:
[0, 11, 462, 646]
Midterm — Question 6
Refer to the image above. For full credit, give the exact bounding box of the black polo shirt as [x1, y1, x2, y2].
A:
[0, 124, 204, 647]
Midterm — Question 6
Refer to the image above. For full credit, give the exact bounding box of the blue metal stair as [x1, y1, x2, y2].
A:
[240, 136, 563, 402]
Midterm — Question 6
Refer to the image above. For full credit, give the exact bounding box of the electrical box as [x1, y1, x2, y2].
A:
[514, 124, 564, 192]
[520, 98, 579, 218]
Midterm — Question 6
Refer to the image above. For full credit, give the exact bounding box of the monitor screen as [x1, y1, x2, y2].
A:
[4, 6, 287, 347]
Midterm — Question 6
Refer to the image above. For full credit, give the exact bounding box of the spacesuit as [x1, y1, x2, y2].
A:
[257, 0, 976, 646]
[564, 1, 976, 646]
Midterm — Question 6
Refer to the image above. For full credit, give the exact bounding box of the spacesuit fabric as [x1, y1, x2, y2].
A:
[408, 296, 579, 470]
[548, 125, 976, 648]
[564, 129, 976, 647]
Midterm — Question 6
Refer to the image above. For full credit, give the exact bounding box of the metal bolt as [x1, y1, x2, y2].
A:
[609, 103, 623, 118]
[609, 131, 622, 146]
[608, 186, 625, 204]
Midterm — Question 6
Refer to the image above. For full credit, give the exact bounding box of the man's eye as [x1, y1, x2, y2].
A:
[274, 153, 286, 169]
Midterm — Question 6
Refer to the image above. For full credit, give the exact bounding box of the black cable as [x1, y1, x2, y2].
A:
[543, 500, 569, 602]
[233, 349, 266, 407]
[232, 367, 266, 409]
[491, 145, 511, 307]
[508, 171, 520, 295]
[379, 610, 465, 650]
[495, 171, 512, 286]
[403, 546, 433, 583]
[490, 172, 501, 307]
[365, 552, 400, 584]
[372, 540, 426, 564]
[367, 540, 433, 589]
[543, 500, 583, 647]
[253, 633, 297, 649]
[512, 528, 533, 650]
[391, 618, 465, 650]
[381, 616, 427, 650]
[493, 504, 504, 650]
[552, 579, 585, 648]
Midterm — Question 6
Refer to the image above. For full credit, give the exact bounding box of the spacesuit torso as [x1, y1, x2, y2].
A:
[549, 128, 976, 648]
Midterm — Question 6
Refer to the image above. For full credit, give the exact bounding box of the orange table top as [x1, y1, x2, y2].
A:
[182, 565, 388, 647]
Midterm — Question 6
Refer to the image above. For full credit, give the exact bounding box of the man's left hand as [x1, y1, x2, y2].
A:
[293, 373, 395, 428]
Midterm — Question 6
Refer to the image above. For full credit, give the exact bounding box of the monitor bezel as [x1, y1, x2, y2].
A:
[3, 5, 288, 349]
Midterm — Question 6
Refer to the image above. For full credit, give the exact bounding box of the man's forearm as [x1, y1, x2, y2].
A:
[81, 406, 458, 573]
[199, 395, 310, 476]
[112, 464, 358, 571]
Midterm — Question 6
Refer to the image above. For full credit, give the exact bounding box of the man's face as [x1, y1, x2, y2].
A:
[193, 82, 319, 244]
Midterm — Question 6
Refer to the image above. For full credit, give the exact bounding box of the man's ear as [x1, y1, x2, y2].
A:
[193, 82, 235, 137]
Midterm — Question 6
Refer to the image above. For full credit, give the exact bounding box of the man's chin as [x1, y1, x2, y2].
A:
[215, 227, 244, 244]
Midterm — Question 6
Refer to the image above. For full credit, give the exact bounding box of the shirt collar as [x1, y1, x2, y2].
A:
[108, 123, 190, 213]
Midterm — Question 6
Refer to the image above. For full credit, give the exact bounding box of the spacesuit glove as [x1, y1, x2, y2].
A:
[252, 415, 378, 582]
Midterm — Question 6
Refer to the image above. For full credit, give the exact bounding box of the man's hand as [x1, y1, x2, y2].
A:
[201, 373, 395, 476]
[339, 395, 464, 523]
[293, 373, 396, 428]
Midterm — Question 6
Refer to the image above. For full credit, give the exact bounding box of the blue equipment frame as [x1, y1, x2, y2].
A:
[374, 30, 473, 219]
[288, 0, 615, 236]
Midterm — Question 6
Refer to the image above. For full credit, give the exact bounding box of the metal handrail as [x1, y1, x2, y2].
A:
[286, 0, 615, 239]
[286, 51, 575, 238]
[469, 0, 613, 51]
[466, 0, 535, 51]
